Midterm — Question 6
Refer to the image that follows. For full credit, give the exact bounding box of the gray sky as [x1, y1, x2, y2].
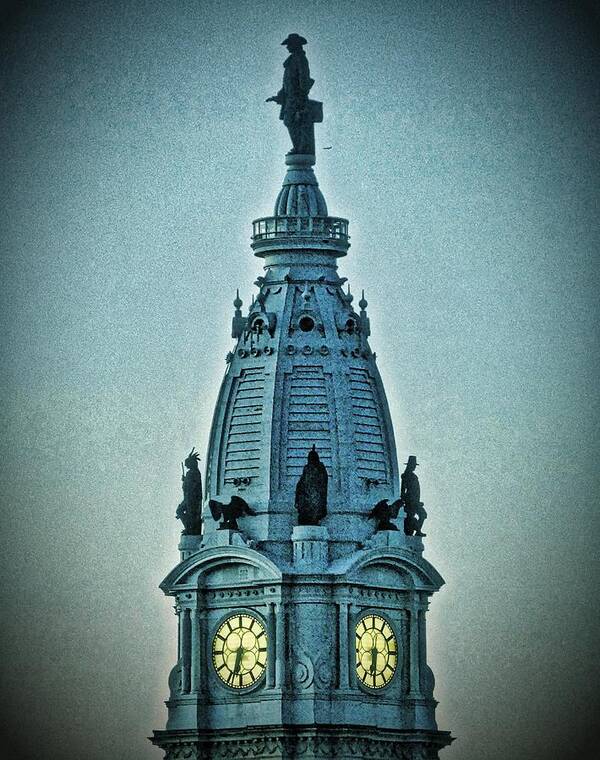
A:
[1, 1, 599, 759]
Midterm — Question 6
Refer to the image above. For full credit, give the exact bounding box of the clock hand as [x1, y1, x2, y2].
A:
[369, 645, 378, 674]
[369, 632, 380, 674]
[233, 645, 245, 674]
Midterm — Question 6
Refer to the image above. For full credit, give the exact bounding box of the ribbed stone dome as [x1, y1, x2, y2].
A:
[273, 154, 328, 217]
[204, 265, 400, 559]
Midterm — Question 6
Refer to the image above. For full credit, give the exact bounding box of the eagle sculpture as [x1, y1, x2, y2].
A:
[208, 495, 257, 531]
[367, 498, 403, 532]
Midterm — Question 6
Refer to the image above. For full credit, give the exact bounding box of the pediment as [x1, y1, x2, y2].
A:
[344, 548, 445, 592]
[160, 545, 282, 593]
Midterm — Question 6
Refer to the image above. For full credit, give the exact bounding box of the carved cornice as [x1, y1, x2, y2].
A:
[348, 585, 410, 603]
[205, 585, 278, 602]
[152, 727, 453, 759]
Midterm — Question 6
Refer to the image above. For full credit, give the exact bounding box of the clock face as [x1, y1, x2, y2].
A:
[212, 613, 268, 689]
[356, 614, 398, 689]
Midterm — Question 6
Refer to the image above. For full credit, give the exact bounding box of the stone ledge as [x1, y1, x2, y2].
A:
[364, 530, 424, 554]
[151, 724, 453, 760]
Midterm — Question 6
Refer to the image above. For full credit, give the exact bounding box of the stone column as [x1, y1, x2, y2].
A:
[199, 608, 208, 693]
[292, 525, 329, 571]
[175, 603, 182, 661]
[267, 602, 277, 688]
[418, 609, 427, 670]
[275, 601, 286, 689]
[337, 601, 350, 689]
[348, 604, 359, 689]
[181, 608, 191, 694]
[190, 606, 199, 692]
[408, 603, 420, 698]
[196, 607, 208, 725]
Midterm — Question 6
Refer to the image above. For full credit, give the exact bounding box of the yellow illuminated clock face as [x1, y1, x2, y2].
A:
[212, 613, 268, 689]
[356, 614, 398, 689]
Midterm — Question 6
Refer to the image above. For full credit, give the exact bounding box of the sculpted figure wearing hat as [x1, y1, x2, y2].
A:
[400, 455, 428, 537]
[266, 34, 322, 156]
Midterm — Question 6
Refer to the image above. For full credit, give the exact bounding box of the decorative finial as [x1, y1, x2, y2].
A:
[358, 289, 370, 340]
[346, 284, 353, 304]
[231, 289, 246, 339]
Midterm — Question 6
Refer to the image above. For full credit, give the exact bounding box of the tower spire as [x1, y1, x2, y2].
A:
[152, 34, 452, 760]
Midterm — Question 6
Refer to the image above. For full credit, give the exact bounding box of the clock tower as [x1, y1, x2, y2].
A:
[151, 35, 453, 760]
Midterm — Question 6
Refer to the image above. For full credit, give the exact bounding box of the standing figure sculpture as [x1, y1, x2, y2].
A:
[295, 445, 328, 525]
[266, 33, 323, 155]
[175, 448, 203, 535]
[400, 455, 427, 537]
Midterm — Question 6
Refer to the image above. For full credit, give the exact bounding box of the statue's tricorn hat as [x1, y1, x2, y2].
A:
[404, 455, 418, 466]
[282, 33, 307, 46]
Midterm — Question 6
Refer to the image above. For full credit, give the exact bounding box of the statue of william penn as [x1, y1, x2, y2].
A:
[266, 33, 322, 156]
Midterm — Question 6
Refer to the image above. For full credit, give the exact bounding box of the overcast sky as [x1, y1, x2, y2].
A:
[1, 2, 599, 759]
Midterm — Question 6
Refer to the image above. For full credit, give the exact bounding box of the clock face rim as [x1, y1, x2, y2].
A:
[355, 613, 398, 690]
[211, 611, 268, 690]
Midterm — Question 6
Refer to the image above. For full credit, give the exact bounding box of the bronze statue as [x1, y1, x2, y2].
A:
[400, 455, 427, 536]
[367, 498, 403, 531]
[208, 495, 257, 531]
[176, 448, 203, 535]
[266, 33, 322, 155]
[295, 445, 328, 525]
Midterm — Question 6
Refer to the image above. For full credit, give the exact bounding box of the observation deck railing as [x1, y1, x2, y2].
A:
[252, 215, 349, 243]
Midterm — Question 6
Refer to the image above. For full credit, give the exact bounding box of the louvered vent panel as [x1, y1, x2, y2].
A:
[224, 368, 264, 483]
[350, 367, 388, 481]
[286, 366, 332, 478]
